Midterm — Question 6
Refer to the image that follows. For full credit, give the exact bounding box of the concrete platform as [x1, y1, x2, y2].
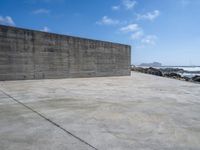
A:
[0, 72, 200, 150]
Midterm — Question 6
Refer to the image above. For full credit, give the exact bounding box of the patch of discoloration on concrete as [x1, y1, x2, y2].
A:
[0, 72, 200, 150]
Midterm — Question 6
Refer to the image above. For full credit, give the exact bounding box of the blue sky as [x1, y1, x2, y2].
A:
[0, 0, 200, 66]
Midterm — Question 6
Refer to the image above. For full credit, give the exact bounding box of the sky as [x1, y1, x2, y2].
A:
[0, 0, 200, 66]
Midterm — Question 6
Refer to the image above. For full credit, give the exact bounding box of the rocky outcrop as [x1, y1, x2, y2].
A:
[131, 66, 199, 83]
[183, 76, 190, 81]
[164, 73, 189, 81]
[146, 67, 163, 76]
[160, 68, 184, 73]
[131, 67, 163, 76]
[164, 73, 182, 78]
[192, 76, 200, 82]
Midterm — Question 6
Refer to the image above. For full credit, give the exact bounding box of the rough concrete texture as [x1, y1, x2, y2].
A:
[0, 25, 131, 80]
[0, 72, 200, 150]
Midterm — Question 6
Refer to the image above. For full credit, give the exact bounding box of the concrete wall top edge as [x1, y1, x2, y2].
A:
[0, 24, 131, 48]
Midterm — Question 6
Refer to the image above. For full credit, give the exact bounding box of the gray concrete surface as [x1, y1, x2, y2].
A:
[0, 72, 200, 150]
[0, 25, 130, 80]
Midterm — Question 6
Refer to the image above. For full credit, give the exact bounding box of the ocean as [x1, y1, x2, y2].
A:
[160, 66, 200, 78]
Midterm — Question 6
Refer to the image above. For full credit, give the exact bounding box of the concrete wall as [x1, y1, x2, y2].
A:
[0, 25, 131, 80]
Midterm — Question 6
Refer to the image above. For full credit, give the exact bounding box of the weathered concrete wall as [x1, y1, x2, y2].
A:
[0, 25, 131, 80]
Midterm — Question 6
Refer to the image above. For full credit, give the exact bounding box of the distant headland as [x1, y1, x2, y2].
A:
[138, 62, 200, 68]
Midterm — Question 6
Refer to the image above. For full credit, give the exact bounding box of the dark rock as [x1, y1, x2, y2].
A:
[131, 66, 163, 76]
[164, 73, 182, 78]
[160, 68, 184, 73]
[131, 65, 199, 83]
[183, 76, 190, 81]
[163, 73, 191, 81]
[146, 67, 163, 76]
[192, 76, 200, 82]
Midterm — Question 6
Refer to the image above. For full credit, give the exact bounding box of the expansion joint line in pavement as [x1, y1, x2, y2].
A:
[0, 89, 98, 150]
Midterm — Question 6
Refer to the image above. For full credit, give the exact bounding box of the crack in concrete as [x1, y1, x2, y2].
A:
[0, 89, 98, 150]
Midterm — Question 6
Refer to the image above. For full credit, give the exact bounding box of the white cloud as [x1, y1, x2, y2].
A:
[112, 5, 120, 10]
[122, 0, 137, 10]
[97, 16, 119, 25]
[137, 10, 160, 21]
[33, 8, 50, 14]
[141, 35, 157, 45]
[131, 31, 144, 40]
[41, 26, 50, 32]
[119, 24, 158, 46]
[0, 16, 15, 26]
[120, 24, 140, 33]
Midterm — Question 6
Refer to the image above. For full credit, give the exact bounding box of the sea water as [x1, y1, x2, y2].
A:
[161, 66, 200, 78]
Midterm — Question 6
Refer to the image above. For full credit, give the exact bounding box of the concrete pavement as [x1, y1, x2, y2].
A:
[0, 72, 200, 150]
